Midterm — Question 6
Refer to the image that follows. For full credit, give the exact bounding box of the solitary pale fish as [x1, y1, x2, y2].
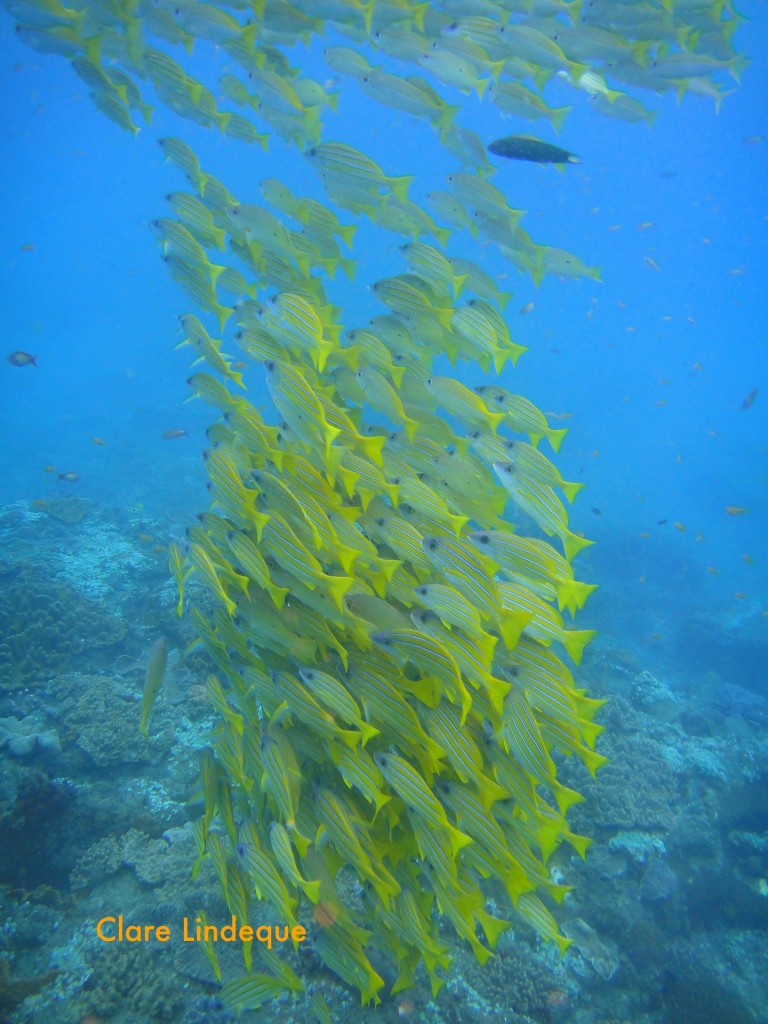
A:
[139, 636, 169, 739]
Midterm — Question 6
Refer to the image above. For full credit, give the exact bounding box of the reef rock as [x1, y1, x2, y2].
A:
[0, 716, 60, 756]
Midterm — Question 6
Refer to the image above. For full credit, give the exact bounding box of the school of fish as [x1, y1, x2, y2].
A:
[4, 0, 745, 1011]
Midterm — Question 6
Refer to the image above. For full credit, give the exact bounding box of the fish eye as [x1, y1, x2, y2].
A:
[375, 517, 384, 527]
[428, 539, 437, 551]
[417, 587, 427, 595]
[304, 670, 314, 680]
[495, 395, 504, 404]
[504, 464, 512, 474]
[477, 534, 490, 544]
[508, 666, 519, 677]
[416, 472, 424, 481]
[426, 377, 433, 385]
[475, 385, 485, 393]
[506, 440, 515, 450]
[265, 360, 274, 371]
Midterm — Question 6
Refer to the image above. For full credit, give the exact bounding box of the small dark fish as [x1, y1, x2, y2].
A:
[58, 472, 79, 482]
[488, 134, 579, 165]
[591, 507, 602, 515]
[741, 388, 758, 411]
[657, 519, 668, 525]
[7, 350, 38, 367]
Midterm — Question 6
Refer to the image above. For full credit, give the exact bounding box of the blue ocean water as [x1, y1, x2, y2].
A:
[1, 3, 767, 1022]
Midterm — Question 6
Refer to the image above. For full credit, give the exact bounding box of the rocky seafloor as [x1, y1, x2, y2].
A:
[1, 499, 767, 1024]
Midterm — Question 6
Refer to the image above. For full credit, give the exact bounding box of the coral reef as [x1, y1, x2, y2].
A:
[0, 570, 125, 690]
[71, 685, 159, 768]
[69, 837, 123, 893]
[36, 497, 89, 525]
[639, 859, 679, 903]
[0, 774, 77, 890]
[70, 943, 183, 1022]
[120, 828, 194, 888]
[450, 931, 567, 1022]
[0, 959, 58, 1022]
[561, 918, 618, 981]
[179, 995, 236, 1024]
[567, 696, 680, 833]
[662, 932, 768, 1024]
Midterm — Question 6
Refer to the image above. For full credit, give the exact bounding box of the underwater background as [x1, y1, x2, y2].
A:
[1, 0, 767, 1022]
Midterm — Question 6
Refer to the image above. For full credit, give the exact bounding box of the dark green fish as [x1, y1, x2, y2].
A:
[488, 135, 579, 165]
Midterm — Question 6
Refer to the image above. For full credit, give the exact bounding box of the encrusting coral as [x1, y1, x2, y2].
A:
[0, 572, 125, 690]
